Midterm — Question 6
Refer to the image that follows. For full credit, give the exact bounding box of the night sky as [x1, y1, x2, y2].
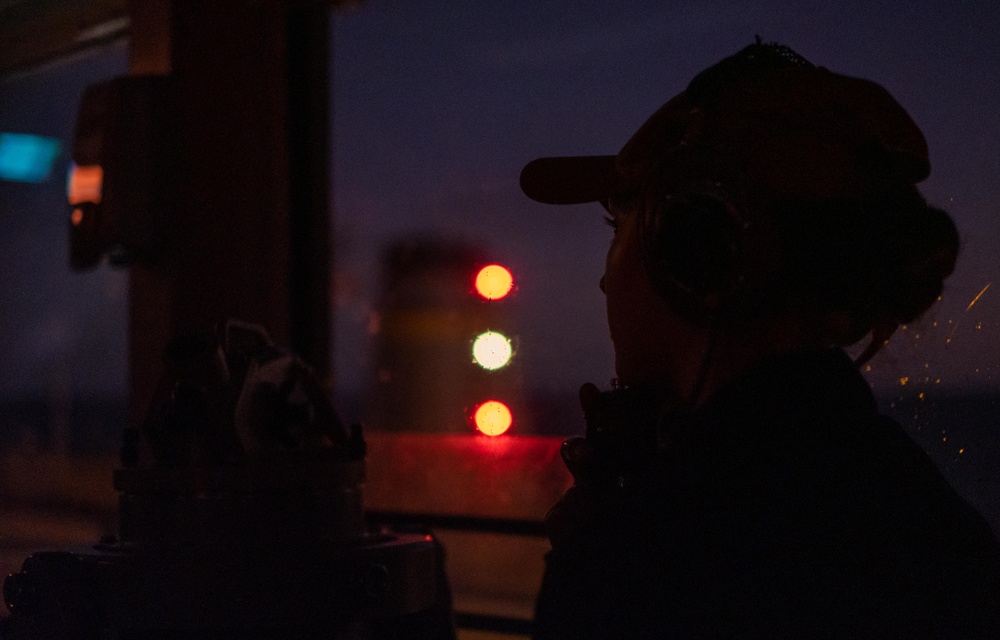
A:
[0, 0, 998, 590]
[0, 43, 129, 399]
[1, 0, 998, 410]
[331, 0, 1000, 402]
[330, 1, 1000, 526]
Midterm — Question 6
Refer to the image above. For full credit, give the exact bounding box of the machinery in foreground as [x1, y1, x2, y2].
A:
[2, 321, 453, 639]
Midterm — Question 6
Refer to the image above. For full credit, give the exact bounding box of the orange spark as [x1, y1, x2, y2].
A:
[966, 283, 991, 311]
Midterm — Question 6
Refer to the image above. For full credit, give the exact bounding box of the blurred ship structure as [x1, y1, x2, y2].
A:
[365, 239, 526, 436]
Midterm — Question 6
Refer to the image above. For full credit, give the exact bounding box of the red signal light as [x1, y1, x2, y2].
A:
[474, 265, 513, 300]
[473, 400, 512, 436]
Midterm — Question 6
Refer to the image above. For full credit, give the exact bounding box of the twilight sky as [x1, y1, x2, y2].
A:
[0, 0, 996, 529]
[0, 0, 998, 409]
[331, 0, 1000, 402]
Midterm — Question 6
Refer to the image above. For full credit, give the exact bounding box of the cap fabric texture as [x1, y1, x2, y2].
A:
[519, 42, 929, 209]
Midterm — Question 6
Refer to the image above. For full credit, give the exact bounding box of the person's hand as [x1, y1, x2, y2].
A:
[555, 383, 599, 482]
[579, 381, 601, 414]
[543, 382, 608, 545]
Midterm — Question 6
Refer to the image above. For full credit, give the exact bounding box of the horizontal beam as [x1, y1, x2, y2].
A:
[0, 0, 127, 78]
[368, 510, 547, 537]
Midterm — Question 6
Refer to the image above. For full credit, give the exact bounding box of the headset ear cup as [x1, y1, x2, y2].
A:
[646, 192, 744, 323]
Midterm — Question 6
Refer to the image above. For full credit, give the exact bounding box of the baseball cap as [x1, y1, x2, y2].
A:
[519, 41, 930, 209]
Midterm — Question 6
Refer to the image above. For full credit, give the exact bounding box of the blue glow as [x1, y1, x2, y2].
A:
[0, 133, 62, 183]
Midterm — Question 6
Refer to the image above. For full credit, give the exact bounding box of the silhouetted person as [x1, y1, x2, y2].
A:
[520, 41, 1000, 639]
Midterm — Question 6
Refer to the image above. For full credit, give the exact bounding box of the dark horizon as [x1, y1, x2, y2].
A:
[2, 2, 998, 400]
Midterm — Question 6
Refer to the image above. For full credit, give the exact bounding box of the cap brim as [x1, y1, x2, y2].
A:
[519, 155, 635, 205]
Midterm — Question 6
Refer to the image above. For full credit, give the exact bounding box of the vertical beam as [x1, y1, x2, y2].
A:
[286, 6, 332, 388]
[125, 0, 332, 427]
[126, 0, 174, 429]
[168, 0, 293, 334]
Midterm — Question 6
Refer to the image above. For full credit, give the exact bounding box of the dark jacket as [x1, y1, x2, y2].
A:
[534, 349, 1000, 639]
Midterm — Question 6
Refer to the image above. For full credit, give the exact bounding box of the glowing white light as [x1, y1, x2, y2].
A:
[472, 331, 513, 370]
